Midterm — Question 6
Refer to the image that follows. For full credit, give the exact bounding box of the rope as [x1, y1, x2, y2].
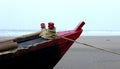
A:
[60, 36, 120, 56]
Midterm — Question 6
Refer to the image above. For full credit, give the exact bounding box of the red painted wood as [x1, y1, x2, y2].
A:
[15, 21, 85, 57]
[56, 21, 84, 57]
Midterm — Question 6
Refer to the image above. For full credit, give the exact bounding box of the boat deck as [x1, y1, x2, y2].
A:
[18, 37, 48, 48]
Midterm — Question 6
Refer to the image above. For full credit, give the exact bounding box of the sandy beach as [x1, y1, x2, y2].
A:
[54, 36, 120, 69]
[0, 36, 120, 69]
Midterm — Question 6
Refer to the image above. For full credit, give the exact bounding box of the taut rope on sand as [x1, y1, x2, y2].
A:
[60, 36, 120, 56]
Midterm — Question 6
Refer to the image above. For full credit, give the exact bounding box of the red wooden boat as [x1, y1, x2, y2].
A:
[0, 21, 85, 69]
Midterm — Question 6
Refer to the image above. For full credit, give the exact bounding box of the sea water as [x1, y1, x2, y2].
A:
[0, 30, 120, 37]
[0, 30, 38, 37]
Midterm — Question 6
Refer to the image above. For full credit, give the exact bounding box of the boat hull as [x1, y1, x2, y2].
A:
[0, 21, 85, 69]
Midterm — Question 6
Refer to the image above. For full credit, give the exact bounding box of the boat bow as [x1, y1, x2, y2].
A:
[0, 21, 85, 69]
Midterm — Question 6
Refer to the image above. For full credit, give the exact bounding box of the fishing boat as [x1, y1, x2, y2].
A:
[0, 21, 85, 69]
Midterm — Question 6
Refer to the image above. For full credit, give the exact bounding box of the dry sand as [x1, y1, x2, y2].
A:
[0, 36, 120, 69]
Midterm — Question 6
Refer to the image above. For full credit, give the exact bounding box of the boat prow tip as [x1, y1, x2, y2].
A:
[75, 21, 85, 31]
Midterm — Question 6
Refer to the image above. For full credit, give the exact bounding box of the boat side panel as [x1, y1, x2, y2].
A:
[0, 44, 61, 69]
[58, 30, 83, 57]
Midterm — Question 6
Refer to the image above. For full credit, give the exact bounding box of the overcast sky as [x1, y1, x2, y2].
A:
[0, 0, 120, 32]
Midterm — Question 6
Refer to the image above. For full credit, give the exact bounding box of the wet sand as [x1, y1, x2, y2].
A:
[0, 36, 120, 69]
[54, 36, 120, 69]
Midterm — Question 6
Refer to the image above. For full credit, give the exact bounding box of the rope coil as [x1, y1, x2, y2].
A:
[60, 36, 120, 56]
